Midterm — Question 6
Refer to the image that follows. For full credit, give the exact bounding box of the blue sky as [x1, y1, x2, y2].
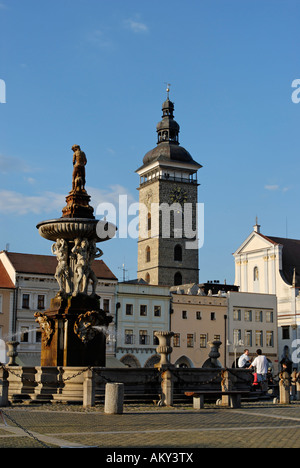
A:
[0, 0, 299, 284]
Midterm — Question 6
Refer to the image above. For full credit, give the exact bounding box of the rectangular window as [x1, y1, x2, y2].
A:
[21, 327, 29, 343]
[103, 299, 110, 312]
[266, 311, 273, 323]
[139, 330, 149, 345]
[282, 326, 290, 340]
[244, 310, 252, 321]
[200, 334, 207, 348]
[211, 312, 216, 321]
[140, 305, 147, 316]
[154, 305, 161, 317]
[266, 331, 274, 347]
[196, 311, 202, 320]
[35, 330, 41, 343]
[22, 294, 30, 309]
[125, 304, 133, 315]
[255, 330, 263, 347]
[244, 330, 252, 347]
[153, 332, 159, 345]
[187, 334, 194, 348]
[173, 333, 180, 347]
[125, 329, 134, 345]
[214, 335, 220, 341]
[182, 310, 187, 319]
[233, 309, 241, 321]
[37, 295, 45, 310]
[233, 329, 241, 345]
[255, 310, 263, 322]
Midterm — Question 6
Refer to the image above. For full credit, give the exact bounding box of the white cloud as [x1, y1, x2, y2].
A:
[88, 184, 137, 209]
[0, 185, 137, 216]
[0, 190, 65, 215]
[264, 185, 279, 191]
[264, 184, 290, 193]
[124, 18, 149, 34]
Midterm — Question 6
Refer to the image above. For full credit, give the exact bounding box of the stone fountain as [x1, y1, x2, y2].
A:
[36, 145, 116, 367]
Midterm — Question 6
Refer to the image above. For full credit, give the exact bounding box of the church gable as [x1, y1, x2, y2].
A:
[234, 232, 277, 256]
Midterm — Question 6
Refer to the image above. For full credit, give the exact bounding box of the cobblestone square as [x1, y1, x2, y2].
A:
[1, 401, 300, 449]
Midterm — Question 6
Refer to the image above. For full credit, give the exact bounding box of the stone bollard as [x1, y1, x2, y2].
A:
[279, 371, 290, 404]
[104, 383, 124, 414]
[0, 366, 9, 407]
[83, 368, 95, 407]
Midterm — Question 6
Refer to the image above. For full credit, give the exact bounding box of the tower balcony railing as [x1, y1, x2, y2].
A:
[140, 173, 198, 187]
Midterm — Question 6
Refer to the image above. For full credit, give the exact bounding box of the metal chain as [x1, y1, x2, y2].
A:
[0, 409, 51, 448]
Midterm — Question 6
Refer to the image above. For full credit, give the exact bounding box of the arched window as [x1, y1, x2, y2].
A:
[174, 271, 182, 286]
[145, 273, 150, 283]
[254, 266, 259, 281]
[174, 244, 182, 261]
[146, 246, 151, 262]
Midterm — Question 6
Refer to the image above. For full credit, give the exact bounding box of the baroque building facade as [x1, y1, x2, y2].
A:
[233, 221, 299, 369]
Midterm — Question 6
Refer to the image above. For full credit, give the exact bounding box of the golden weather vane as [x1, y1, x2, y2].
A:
[165, 82, 171, 99]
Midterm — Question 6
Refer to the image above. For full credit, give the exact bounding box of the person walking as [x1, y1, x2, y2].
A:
[249, 349, 269, 392]
[238, 349, 251, 368]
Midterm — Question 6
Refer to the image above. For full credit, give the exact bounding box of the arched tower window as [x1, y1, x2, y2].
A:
[174, 244, 182, 261]
[146, 246, 151, 263]
[145, 273, 150, 283]
[174, 271, 182, 286]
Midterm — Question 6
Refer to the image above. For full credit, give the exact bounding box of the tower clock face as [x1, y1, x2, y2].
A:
[169, 186, 188, 205]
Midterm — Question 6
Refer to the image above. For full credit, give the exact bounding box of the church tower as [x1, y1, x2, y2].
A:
[136, 92, 202, 286]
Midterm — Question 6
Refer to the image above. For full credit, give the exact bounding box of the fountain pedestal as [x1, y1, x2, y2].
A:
[35, 145, 116, 367]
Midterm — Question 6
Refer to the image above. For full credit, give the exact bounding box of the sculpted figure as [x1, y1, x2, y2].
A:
[71, 238, 89, 295]
[86, 240, 103, 296]
[51, 238, 71, 294]
[72, 144, 87, 192]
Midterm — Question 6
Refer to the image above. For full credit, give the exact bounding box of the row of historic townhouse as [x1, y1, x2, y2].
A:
[0, 249, 279, 373]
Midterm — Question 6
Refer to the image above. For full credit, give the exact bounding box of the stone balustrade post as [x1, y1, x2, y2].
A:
[221, 369, 231, 407]
[0, 366, 9, 407]
[83, 368, 95, 407]
[279, 371, 290, 404]
[154, 331, 174, 407]
[160, 369, 173, 407]
[6, 341, 19, 366]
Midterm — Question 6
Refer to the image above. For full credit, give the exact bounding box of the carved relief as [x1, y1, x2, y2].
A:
[74, 310, 107, 343]
[34, 312, 54, 345]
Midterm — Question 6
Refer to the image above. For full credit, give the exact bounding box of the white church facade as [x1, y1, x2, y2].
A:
[233, 221, 300, 370]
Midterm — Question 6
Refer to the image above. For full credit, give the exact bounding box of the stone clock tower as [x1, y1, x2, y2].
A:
[136, 94, 202, 286]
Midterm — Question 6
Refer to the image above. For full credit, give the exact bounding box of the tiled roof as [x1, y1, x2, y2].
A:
[266, 236, 300, 287]
[0, 260, 15, 289]
[4, 252, 117, 281]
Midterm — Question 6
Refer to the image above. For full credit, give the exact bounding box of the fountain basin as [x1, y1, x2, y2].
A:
[37, 218, 117, 242]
